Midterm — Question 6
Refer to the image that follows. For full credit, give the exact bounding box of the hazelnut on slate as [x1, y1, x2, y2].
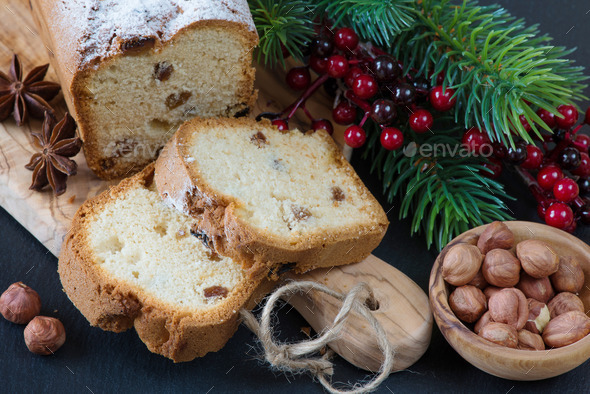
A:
[477, 221, 514, 254]
[442, 243, 483, 286]
[548, 292, 585, 319]
[488, 288, 528, 330]
[24, 316, 66, 355]
[550, 256, 585, 293]
[482, 249, 521, 287]
[524, 298, 550, 334]
[543, 311, 590, 348]
[516, 240, 559, 278]
[516, 273, 554, 304]
[449, 285, 487, 323]
[0, 282, 42, 324]
[479, 322, 518, 348]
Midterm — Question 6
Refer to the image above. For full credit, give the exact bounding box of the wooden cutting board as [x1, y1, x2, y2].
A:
[0, 0, 351, 256]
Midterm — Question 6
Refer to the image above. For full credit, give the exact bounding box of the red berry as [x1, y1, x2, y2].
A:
[492, 142, 507, 159]
[545, 202, 574, 230]
[519, 115, 531, 132]
[380, 127, 404, 150]
[345, 67, 363, 88]
[327, 55, 349, 78]
[352, 74, 378, 99]
[429, 85, 456, 112]
[481, 158, 503, 179]
[344, 125, 366, 148]
[521, 145, 544, 169]
[553, 178, 579, 203]
[310, 56, 329, 74]
[537, 198, 558, 220]
[585, 107, 590, 125]
[334, 27, 359, 51]
[537, 108, 556, 128]
[271, 119, 289, 131]
[311, 118, 334, 135]
[555, 104, 578, 129]
[572, 152, 590, 177]
[462, 128, 491, 153]
[409, 109, 434, 133]
[332, 101, 357, 125]
[285, 67, 311, 91]
[575, 134, 590, 152]
[537, 166, 564, 190]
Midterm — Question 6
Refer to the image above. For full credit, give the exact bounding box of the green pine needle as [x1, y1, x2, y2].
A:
[364, 121, 514, 251]
[313, 0, 416, 47]
[248, 0, 315, 68]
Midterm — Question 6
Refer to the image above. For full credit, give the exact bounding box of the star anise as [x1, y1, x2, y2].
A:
[0, 54, 61, 126]
[25, 112, 82, 196]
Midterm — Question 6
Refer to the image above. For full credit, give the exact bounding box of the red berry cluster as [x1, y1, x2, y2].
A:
[468, 104, 590, 232]
[266, 25, 457, 151]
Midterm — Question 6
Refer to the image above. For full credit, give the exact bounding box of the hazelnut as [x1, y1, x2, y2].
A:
[517, 329, 545, 350]
[483, 286, 502, 300]
[442, 244, 483, 286]
[488, 288, 528, 330]
[477, 221, 515, 254]
[482, 249, 521, 287]
[550, 256, 585, 293]
[474, 311, 494, 334]
[467, 269, 488, 289]
[479, 322, 518, 348]
[449, 285, 487, 323]
[516, 240, 559, 278]
[516, 272, 554, 304]
[542, 311, 590, 348]
[0, 282, 42, 324]
[524, 298, 550, 334]
[547, 292, 585, 319]
[24, 316, 66, 355]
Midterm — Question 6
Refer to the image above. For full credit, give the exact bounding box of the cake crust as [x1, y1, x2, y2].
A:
[58, 164, 272, 362]
[154, 117, 389, 274]
[30, 0, 258, 179]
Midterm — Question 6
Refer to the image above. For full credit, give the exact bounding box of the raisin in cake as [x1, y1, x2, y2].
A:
[155, 117, 389, 274]
[58, 164, 270, 362]
[30, 0, 257, 180]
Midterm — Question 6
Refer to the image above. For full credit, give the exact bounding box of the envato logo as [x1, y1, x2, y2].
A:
[403, 142, 493, 158]
[105, 140, 163, 159]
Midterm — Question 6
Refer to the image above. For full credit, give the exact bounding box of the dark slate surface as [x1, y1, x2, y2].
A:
[1, 0, 590, 392]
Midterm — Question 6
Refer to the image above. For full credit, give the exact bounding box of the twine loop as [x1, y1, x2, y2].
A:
[241, 280, 394, 394]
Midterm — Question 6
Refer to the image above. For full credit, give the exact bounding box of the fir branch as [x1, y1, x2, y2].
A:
[364, 120, 513, 250]
[248, 0, 315, 68]
[313, 0, 416, 47]
[389, 0, 588, 146]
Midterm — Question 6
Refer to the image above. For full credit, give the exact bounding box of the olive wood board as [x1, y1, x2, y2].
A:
[0, 0, 350, 257]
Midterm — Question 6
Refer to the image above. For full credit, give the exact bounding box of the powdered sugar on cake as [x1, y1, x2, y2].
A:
[50, 0, 255, 67]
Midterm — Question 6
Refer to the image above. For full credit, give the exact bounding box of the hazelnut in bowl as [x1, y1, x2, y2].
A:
[429, 221, 590, 380]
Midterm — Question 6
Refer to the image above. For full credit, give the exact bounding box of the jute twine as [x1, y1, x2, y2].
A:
[240, 280, 394, 394]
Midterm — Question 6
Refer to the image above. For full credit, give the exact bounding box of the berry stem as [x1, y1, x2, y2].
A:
[282, 73, 330, 120]
[344, 90, 371, 112]
[515, 166, 547, 205]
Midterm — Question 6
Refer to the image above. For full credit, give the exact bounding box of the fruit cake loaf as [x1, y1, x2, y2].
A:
[155, 117, 389, 274]
[58, 164, 270, 362]
[30, 0, 258, 180]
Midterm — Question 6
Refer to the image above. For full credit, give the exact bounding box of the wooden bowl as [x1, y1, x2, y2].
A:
[429, 221, 590, 381]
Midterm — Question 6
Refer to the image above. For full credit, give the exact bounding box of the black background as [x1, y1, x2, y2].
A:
[2, 1, 590, 393]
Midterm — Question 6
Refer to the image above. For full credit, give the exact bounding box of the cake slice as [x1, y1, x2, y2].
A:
[58, 164, 270, 362]
[30, 0, 257, 179]
[155, 117, 389, 274]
